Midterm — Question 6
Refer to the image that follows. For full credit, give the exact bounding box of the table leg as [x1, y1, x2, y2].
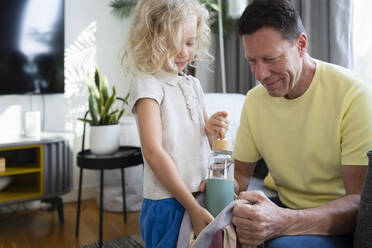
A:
[99, 169, 104, 248]
[121, 168, 127, 223]
[75, 168, 84, 236]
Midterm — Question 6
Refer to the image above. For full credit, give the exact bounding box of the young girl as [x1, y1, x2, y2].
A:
[123, 0, 229, 247]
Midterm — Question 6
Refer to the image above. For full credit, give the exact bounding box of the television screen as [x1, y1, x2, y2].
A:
[0, 0, 64, 95]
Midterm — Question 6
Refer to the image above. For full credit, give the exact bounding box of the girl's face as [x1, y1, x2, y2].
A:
[174, 16, 197, 72]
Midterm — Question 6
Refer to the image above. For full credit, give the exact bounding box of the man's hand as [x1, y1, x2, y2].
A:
[232, 191, 289, 245]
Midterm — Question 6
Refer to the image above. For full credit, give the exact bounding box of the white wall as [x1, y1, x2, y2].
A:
[64, 0, 135, 201]
[0, 0, 216, 203]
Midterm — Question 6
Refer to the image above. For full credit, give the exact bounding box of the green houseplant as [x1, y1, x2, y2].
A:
[79, 66, 130, 125]
[79, 66, 130, 155]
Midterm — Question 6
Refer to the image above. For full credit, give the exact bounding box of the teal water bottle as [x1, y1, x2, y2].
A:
[206, 139, 234, 217]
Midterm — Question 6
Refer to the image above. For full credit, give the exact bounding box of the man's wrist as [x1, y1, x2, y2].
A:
[279, 208, 301, 236]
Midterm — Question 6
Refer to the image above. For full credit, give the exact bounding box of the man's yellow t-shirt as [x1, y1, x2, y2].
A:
[233, 59, 372, 209]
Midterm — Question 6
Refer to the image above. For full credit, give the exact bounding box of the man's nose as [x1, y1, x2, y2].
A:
[254, 61, 271, 82]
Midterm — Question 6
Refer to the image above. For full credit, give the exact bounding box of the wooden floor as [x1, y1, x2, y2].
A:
[0, 199, 140, 248]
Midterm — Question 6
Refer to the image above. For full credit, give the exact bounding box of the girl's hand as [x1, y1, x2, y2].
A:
[205, 111, 229, 139]
[189, 205, 214, 237]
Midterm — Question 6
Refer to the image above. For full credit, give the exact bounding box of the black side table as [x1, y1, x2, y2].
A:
[75, 146, 143, 248]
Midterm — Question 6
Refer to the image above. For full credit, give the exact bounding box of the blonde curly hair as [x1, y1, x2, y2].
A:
[122, 0, 212, 75]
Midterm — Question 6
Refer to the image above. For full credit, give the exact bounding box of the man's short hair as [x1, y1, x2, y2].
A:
[238, 0, 305, 42]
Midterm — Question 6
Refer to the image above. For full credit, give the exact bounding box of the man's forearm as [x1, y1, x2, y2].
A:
[235, 171, 251, 193]
[282, 194, 360, 236]
[234, 160, 257, 193]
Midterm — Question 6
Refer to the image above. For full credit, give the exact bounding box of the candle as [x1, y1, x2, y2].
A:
[25, 111, 41, 137]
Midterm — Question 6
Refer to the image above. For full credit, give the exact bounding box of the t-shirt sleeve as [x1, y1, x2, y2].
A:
[128, 74, 164, 114]
[341, 85, 372, 165]
[232, 94, 261, 163]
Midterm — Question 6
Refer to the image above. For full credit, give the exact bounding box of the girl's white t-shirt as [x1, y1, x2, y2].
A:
[128, 71, 211, 200]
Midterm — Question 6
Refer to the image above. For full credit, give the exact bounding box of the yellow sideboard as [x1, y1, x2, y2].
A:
[0, 144, 43, 202]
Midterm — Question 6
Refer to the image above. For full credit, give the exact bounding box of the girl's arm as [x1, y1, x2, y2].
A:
[136, 98, 213, 236]
[203, 109, 229, 147]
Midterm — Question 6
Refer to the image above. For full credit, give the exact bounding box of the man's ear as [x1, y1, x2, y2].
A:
[296, 32, 308, 57]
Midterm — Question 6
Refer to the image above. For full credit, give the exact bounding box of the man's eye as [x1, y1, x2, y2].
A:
[265, 58, 277, 62]
[248, 60, 256, 65]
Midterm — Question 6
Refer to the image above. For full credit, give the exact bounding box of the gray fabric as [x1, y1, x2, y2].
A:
[215, 26, 257, 94]
[292, 0, 354, 69]
[215, 0, 354, 94]
[177, 193, 248, 248]
[354, 150, 372, 247]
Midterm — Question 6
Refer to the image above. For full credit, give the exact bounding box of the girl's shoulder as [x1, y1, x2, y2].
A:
[130, 72, 164, 97]
[133, 72, 162, 85]
[128, 72, 165, 113]
[131, 72, 165, 93]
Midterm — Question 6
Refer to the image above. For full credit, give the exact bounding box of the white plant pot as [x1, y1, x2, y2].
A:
[90, 124, 120, 155]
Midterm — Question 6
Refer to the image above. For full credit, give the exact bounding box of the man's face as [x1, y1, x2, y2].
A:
[242, 28, 305, 98]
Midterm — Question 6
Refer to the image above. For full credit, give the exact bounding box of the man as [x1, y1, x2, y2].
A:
[232, 0, 372, 247]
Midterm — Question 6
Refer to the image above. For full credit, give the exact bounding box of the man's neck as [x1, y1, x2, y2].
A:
[285, 54, 316, 99]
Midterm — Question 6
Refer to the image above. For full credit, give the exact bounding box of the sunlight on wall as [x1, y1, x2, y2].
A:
[64, 22, 97, 136]
[353, 1, 372, 82]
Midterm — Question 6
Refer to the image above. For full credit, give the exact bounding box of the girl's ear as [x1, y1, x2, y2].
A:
[296, 32, 308, 57]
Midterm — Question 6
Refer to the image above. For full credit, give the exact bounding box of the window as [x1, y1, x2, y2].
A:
[353, 1, 372, 82]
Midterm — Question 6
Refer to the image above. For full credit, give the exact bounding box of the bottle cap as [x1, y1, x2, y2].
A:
[212, 139, 232, 152]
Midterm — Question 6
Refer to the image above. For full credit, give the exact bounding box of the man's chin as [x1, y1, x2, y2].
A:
[267, 89, 284, 97]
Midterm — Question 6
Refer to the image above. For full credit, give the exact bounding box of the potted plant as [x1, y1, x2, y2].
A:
[79, 66, 130, 155]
